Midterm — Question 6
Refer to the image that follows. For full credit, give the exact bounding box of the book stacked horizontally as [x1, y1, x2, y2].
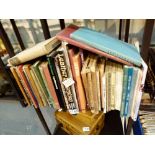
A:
[8, 25, 148, 121]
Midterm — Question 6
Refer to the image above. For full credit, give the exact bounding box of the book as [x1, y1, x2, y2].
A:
[8, 37, 61, 66]
[115, 63, 123, 111]
[39, 62, 55, 107]
[47, 53, 66, 109]
[16, 65, 38, 108]
[127, 68, 139, 117]
[23, 64, 44, 107]
[89, 56, 100, 114]
[98, 58, 105, 110]
[81, 55, 91, 109]
[31, 61, 51, 106]
[56, 25, 133, 66]
[29, 68, 47, 106]
[120, 66, 129, 116]
[10, 66, 31, 106]
[39, 61, 60, 109]
[70, 27, 142, 67]
[61, 42, 79, 113]
[87, 56, 95, 113]
[124, 67, 134, 116]
[68, 48, 87, 112]
[55, 49, 79, 114]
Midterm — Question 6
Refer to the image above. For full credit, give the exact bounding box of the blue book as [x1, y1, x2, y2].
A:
[120, 66, 128, 116]
[127, 68, 139, 117]
[70, 27, 142, 67]
[124, 67, 133, 116]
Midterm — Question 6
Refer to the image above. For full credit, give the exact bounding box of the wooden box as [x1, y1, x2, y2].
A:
[55, 111, 105, 135]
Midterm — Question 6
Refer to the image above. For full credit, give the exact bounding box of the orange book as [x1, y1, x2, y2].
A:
[68, 48, 86, 112]
[40, 62, 60, 109]
[10, 66, 31, 106]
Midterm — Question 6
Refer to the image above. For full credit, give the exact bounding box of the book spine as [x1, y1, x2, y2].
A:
[54, 55, 71, 111]
[55, 51, 78, 114]
[88, 72, 95, 113]
[23, 66, 44, 107]
[102, 73, 106, 113]
[115, 64, 123, 111]
[17, 66, 38, 108]
[124, 68, 133, 116]
[47, 57, 66, 109]
[39, 65, 54, 107]
[62, 41, 79, 113]
[68, 49, 87, 112]
[10, 67, 31, 106]
[43, 64, 60, 110]
[31, 67, 48, 106]
[111, 62, 115, 110]
[120, 66, 128, 116]
[33, 64, 50, 106]
[29, 69, 46, 107]
[97, 71, 101, 111]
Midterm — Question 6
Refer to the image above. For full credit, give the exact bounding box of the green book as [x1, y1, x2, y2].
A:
[39, 62, 54, 107]
[31, 61, 50, 106]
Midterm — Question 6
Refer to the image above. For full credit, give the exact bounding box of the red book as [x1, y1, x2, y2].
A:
[41, 62, 60, 109]
[16, 65, 38, 108]
[56, 25, 132, 66]
[68, 48, 87, 112]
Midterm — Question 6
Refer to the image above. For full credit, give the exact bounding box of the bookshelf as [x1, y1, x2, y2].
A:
[0, 19, 151, 135]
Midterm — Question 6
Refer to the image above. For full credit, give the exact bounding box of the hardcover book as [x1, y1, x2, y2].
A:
[23, 64, 44, 107]
[8, 37, 61, 66]
[68, 48, 87, 112]
[39, 61, 60, 109]
[10, 66, 31, 106]
[16, 65, 38, 108]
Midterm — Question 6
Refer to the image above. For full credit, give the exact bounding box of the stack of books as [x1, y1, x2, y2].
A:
[8, 25, 147, 122]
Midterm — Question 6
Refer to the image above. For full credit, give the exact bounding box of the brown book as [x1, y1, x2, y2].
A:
[10, 66, 31, 106]
[39, 62, 60, 110]
[68, 48, 87, 112]
[98, 58, 105, 110]
[23, 64, 44, 107]
[16, 65, 38, 108]
[90, 56, 100, 114]
[81, 56, 92, 110]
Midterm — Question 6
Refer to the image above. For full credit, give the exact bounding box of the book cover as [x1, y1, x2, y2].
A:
[120, 66, 128, 116]
[10, 66, 31, 106]
[61, 42, 79, 113]
[127, 68, 139, 117]
[39, 62, 55, 107]
[90, 56, 100, 114]
[68, 48, 87, 112]
[56, 25, 133, 66]
[124, 67, 134, 116]
[16, 65, 38, 108]
[81, 55, 91, 109]
[29, 68, 47, 106]
[47, 54, 66, 109]
[55, 49, 79, 114]
[23, 64, 44, 107]
[31, 61, 50, 106]
[39, 61, 60, 109]
[8, 37, 61, 66]
[115, 63, 123, 111]
[98, 58, 105, 110]
[70, 27, 142, 67]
